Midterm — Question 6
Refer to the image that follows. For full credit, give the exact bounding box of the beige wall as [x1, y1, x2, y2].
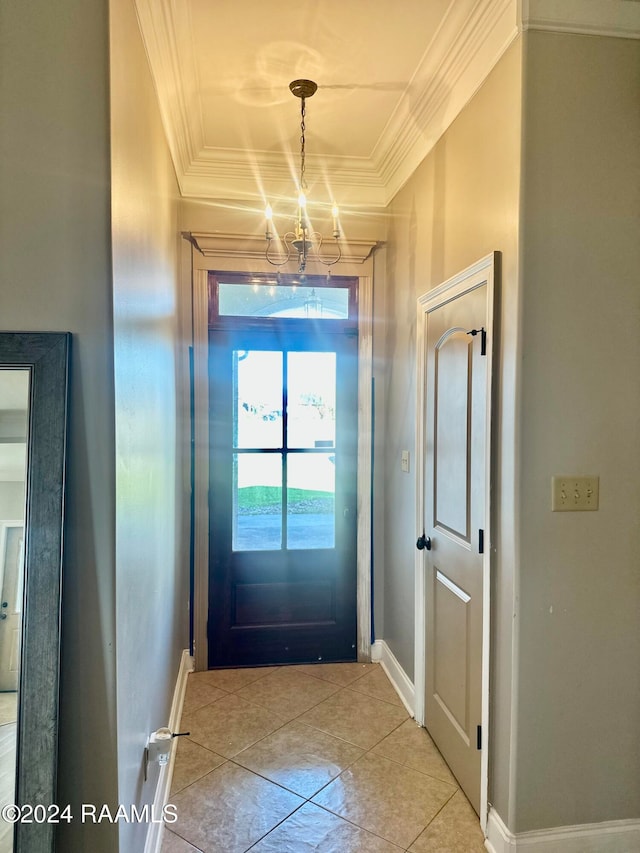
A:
[380, 29, 640, 835]
[4, 3, 637, 845]
[109, 0, 186, 850]
[0, 1, 118, 850]
[1, 0, 187, 849]
[378, 38, 523, 821]
[515, 30, 640, 832]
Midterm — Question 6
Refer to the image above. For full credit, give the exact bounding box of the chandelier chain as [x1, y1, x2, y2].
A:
[299, 97, 307, 191]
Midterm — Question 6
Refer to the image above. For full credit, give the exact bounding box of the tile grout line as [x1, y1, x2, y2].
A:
[184, 675, 409, 761]
[163, 824, 206, 853]
[309, 799, 408, 852]
[189, 672, 450, 785]
[242, 799, 310, 852]
[343, 682, 409, 708]
[169, 665, 471, 853]
[228, 670, 408, 853]
[227, 711, 446, 850]
[403, 786, 460, 851]
[174, 681, 415, 798]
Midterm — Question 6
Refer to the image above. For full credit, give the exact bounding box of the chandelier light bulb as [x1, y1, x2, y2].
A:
[331, 203, 340, 238]
[265, 203, 274, 240]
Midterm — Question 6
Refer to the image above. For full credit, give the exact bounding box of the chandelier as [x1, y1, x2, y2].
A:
[264, 79, 341, 275]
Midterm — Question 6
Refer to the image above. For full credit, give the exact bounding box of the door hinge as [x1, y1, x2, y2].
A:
[479, 529, 484, 554]
[477, 725, 482, 750]
[466, 326, 486, 356]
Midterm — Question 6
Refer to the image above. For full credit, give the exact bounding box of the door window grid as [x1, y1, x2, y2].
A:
[232, 350, 337, 552]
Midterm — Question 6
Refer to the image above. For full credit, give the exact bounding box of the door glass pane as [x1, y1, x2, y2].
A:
[234, 350, 282, 449]
[287, 453, 335, 550]
[287, 352, 336, 449]
[233, 453, 282, 551]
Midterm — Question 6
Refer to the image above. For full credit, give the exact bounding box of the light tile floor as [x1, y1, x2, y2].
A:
[162, 663, 486, 853]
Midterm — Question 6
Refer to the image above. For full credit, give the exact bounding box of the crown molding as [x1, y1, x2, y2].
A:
[181, 147, 389, 206]
[189, 232, 380, 265]
[134, 0, 390, 204]
[134, 0, 204, 174]
[180, 167, 389, 209]
[375, 0, 518, 203]
[134, 0, 638, 208]
[134, 0, 525, 206]
[521, 0, 640, 39]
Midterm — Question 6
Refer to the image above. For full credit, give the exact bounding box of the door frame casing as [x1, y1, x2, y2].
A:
[414, 252, 497, 832]
[191, 251, 375, 671]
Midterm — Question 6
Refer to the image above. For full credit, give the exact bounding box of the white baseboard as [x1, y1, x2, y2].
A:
[486, 807, 640, 853]
[371, 639, 415, 717]
[144, 649, 194, 853]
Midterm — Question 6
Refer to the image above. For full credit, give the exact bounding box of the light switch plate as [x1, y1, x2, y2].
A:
[551, 476, 599, 511]
[401, 450, 410, 473]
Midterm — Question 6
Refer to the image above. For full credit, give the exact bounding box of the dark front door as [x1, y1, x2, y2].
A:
[208, 322, 358, 667]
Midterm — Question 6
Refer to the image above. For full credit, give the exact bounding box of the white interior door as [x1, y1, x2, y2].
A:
[0, 523, 23, 692]
[416, 254, 494, 821]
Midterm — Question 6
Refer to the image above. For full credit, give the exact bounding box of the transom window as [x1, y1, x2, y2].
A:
[208, 272, 358, 327]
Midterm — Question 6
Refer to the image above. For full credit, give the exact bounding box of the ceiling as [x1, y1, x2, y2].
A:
[134, 0, 518, 210]
[133, 1, 640, 215]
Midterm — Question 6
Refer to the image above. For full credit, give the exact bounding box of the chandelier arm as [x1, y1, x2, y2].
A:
[265, 233, 295, 268]
[314, 232, 343, 268]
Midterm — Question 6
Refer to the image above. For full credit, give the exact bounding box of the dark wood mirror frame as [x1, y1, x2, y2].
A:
[0, 332, 69, 853]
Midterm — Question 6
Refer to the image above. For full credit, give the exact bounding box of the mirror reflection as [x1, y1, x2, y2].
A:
[0, 370, 29, 852]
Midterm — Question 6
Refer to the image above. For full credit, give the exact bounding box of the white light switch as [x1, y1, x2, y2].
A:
[401, 450, 410, 473]
[551, 476, 599, 511]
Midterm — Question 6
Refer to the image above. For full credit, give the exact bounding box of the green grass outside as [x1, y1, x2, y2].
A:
[238, 485, 333, 515]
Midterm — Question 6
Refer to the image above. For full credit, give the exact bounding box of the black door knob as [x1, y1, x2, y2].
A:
[416, 534, 432, 551]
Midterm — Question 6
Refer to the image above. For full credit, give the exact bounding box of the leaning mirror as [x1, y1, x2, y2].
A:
[0, 333, 69, 853]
